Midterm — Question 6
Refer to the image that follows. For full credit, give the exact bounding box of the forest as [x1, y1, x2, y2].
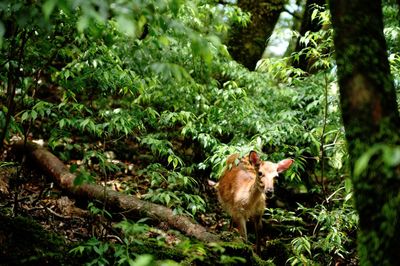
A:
[1, 0, 400, 265]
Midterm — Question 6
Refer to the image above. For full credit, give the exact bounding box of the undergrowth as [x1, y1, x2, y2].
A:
[1, 0, 399, 265]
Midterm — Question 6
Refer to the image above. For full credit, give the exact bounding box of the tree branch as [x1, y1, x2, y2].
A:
[16, 141, 220, 243]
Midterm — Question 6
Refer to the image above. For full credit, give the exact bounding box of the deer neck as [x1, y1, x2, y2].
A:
[249, 164, 264, 201]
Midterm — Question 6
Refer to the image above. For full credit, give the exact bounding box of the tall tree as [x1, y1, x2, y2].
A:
[227, 0, 286, 70]
[329, 1, 400, 265]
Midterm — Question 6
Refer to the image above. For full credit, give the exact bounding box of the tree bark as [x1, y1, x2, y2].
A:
[227, 0, 286, 70]
[18, 142, 220, 243]
[329, 1, 400, 265]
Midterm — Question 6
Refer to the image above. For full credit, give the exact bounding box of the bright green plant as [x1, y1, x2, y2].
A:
[273, 181, 358, 265]
[70, 218, 249, 265]
[139, 164, 206, 216]
[287, 236, 313, 266]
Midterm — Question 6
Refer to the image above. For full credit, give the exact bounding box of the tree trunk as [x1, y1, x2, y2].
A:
[227, 0, 286, 70]
[18, 142, 220, 243]
[329, 1, 400, 265]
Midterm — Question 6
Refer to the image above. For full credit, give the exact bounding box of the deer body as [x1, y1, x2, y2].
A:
[217, 151, 293, 253]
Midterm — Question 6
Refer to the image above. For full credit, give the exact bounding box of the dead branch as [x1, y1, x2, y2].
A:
[17, 141, 220, 243]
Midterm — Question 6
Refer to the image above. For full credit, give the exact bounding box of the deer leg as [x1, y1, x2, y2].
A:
[254, 215, 263, 254]
[233, 216, 247, 241]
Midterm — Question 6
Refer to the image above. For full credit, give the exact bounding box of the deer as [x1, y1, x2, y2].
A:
[217, 150, 293, 254]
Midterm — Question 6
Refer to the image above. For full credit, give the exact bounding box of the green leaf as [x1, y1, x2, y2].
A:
[69, 245, 85, 255]
[21, 111, 29, 122]
[354, 145, 380, 178]
[59, 118, 66, 129]
[43, 0, 57, 19]
[344, 178, 352, 194]
[132, 255, 153, 266]
[31, 110, 37, 121]
[344, 192, 353, 202]
[74, 170, 95, 186]
[73, 174, 85, 186]
[77, 16, 89, 32]
[116, 15, 136, 36]
[165, 193, 170, 206]
[80, 118, 91, 130]
[169, 0, 183, 16]
[158, 35, 170, 46]
[383, 146, 400, 167]
[70, 164, 78, 173]
[167, 155, 173, 164]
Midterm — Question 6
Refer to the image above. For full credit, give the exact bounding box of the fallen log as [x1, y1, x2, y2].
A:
[18, 141, 220, 243]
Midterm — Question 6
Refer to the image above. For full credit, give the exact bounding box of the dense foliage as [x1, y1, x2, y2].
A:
[0, 0, 399, 265]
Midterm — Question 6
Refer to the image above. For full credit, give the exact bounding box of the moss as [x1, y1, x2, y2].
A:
[79, 237, 274, 265]
[0, 214, 74, 265]
[260, 238, 290, 265]
[216, 241, 275, 266]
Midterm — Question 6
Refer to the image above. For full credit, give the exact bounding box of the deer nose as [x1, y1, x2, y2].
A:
[266, 188, 274, 198]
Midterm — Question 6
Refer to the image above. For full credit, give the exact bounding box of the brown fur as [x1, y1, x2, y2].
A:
[217, 151, 293, 253]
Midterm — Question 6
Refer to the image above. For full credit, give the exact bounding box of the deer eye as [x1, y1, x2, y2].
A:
[258, 171, 263, 176]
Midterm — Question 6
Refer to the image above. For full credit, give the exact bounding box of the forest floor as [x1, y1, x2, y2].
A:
[0, 141, 358, 266]
[0, 152, 99, 265]
[0, 142, 226, 265]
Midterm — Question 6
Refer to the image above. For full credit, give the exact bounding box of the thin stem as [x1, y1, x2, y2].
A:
[320, 73, 329, 200]
[0, 29, 29, 150]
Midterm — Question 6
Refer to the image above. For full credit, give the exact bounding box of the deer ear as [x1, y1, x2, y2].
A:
[277, 159, 293, 173]
[249, 151, 261, 166]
